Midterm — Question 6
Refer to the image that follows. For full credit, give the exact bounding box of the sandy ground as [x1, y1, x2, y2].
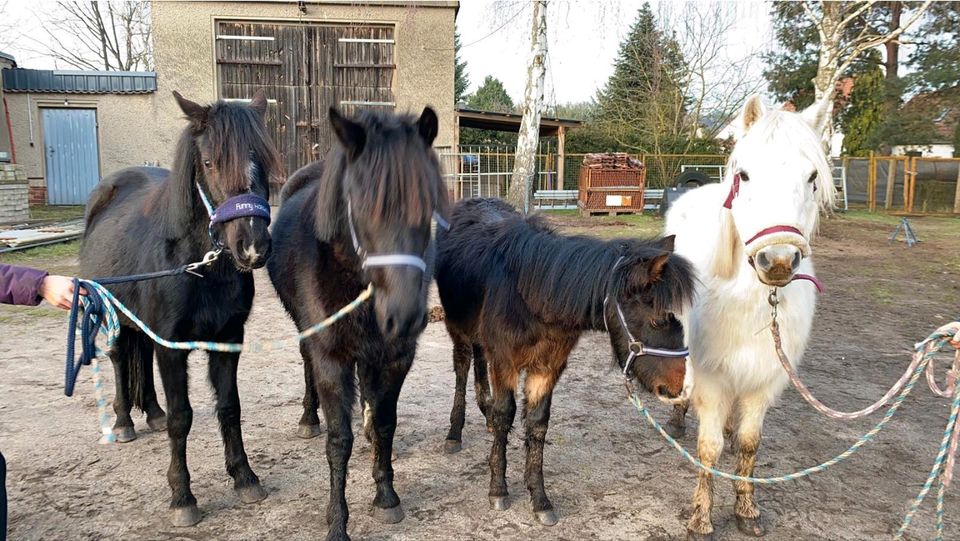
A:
[1, 213, 959, 540]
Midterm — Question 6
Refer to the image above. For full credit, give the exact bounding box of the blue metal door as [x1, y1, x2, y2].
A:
[42, 108, 100, 205]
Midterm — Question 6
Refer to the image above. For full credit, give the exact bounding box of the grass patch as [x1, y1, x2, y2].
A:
[0, 240, 81, 272]
[0, 304, 65, 324]
[868, 283, 896, 305]
[28, 205, 85, 223]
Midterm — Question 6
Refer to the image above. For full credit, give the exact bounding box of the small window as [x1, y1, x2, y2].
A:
[933, 107, 951, 123]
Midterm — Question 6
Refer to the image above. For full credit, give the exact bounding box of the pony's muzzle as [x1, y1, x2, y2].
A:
[753, 244, 801, 286]
[227, 218, 272, 270]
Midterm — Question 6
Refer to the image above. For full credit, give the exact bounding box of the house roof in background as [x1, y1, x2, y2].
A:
[0, 52, 16, 68]
[2, 69, 157, 95]
[901, 86, 960, 143]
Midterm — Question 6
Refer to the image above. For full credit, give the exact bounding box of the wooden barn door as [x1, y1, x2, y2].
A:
[215, 20, 396, 194]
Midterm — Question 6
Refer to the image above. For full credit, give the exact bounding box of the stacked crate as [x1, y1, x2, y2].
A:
[577, 153, 646, 216]
[0, 164, 30, 224]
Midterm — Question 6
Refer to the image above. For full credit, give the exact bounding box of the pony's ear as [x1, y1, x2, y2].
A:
[330, 107, 366, 160]
[249, 89, 268, 119]
[710, 209, 743, 280]
[659, 234, 676, 252]
[741, 94, 765, 133]
[800, 97, 831, 135]
[627, 252, 671, 290]
[173, 91, 208, 129]
[417, 107, 439, 146]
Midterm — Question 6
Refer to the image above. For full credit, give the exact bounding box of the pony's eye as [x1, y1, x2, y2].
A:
[203, 160, 212, 169]
[807, 172, 817, 184]
[738, 171, 750, 181]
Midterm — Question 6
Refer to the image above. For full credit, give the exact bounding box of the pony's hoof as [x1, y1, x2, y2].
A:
[297, 424, 323, 439]
[736, 515, 765, 537]
[236, 484, 268, 504]
[443, 439, 462, 454]
[147, 414, 167, 432]
[112, 426, 137, 443]
[371, 504, 405, 524]
[686, 529, 715, 541]
[665, 423, 686, 439]
[489, 496, 510, 511]
[535, 509, 559, 526]
[169, 504, 202, 527]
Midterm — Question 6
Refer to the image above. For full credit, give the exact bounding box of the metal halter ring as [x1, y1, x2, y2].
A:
[629, 342, 645, 355]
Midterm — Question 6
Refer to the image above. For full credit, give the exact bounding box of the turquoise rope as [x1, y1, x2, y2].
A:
[628, 331, 958, 541]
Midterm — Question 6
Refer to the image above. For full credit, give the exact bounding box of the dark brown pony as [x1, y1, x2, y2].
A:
[268, 107, 447, 541]
[436, 198, 695, 526]
[80, 90, 281, 526]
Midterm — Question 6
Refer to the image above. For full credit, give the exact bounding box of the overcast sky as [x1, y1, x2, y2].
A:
[456, 0, 773, 106]
[1, 0, 774, 105]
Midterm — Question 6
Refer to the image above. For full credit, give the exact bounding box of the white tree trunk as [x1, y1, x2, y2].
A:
[812, 1, 840, 152]
[507, 0, 547, 213]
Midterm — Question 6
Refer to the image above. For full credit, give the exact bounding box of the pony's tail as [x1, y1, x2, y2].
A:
[122, 330, 154, 412]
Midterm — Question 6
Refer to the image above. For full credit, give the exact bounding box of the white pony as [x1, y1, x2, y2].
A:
[665, 95, 835, 540]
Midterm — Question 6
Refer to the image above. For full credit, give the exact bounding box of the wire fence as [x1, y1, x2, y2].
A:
[435, 147, 960, 215]
[843, 155, 960, 214]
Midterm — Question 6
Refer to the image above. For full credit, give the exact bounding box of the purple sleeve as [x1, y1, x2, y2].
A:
[0, 263, 49, 306]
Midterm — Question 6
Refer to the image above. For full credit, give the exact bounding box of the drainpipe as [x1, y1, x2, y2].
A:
[2, 95, 15, 163]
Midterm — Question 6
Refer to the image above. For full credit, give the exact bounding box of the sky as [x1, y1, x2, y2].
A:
[0, 0, 773, 105]
[456, 0, 773, 106]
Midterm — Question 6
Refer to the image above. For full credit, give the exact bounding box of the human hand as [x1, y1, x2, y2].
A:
[39, 275, 85, 310]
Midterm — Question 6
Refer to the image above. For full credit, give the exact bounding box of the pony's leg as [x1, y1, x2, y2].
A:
[523, 371, 560, 526]
[667, 400, 689, 439]
[109, 328, 137, 443]
[358, 351, 414, 524]
[207, 350, 266, 505]
[731, 392, 770, 537]
[135, 334, 166, 432]
[313, 356, 356, 541]
[155, 347, 200, 527]
[444, 337, 473, 453]
[487, 363, 518, 511]
[473, 343, 493, 431]
[687, 385, 733, 540]
[297, 342, 323, 439]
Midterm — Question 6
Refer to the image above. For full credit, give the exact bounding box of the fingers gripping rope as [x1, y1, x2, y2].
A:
[627, 322, 960, 541]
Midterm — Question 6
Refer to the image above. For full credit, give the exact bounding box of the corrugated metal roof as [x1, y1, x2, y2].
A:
[2, 68, 156, 94]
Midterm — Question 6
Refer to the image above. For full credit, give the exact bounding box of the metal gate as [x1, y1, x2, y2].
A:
[42, 108, 100, 205]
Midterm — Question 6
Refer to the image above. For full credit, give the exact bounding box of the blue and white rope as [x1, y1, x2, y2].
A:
[628, 328, 959, 540]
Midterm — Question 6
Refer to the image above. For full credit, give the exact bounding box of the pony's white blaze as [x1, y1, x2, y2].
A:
[664, 95, 833, 537]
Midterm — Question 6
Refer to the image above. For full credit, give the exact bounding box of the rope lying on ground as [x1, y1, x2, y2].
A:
[628, 321, 960, 541]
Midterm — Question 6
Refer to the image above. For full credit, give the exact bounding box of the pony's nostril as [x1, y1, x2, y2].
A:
[655, 384, 670, 397]
[756, 251, 770, 269]
[384, 315, 397, 336]
[792, 251, 801, 270]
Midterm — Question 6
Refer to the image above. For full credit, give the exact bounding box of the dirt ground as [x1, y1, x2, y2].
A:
[2, 211, 959, 541]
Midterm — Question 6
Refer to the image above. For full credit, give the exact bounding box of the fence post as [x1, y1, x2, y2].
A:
[906, 157, 916, 213]
[953, 158, 960, 214]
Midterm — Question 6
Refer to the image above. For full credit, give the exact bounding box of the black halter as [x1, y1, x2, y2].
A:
[602, 255, 690, 378]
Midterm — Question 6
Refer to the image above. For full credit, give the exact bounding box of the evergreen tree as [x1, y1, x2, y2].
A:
[762, 1, 819, 109]
[454, 31, 469, 104]
[594, 2, 687, 152]
[840, 66, 884, 155]
[907, 2, 960, 92]
[460, 76, 517, 146]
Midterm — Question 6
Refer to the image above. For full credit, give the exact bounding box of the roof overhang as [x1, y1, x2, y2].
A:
[455, 107, 583, 136]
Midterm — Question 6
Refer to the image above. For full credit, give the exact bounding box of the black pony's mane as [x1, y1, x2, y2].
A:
[157, 99, 281, 238]
[442, 199, 695, 328]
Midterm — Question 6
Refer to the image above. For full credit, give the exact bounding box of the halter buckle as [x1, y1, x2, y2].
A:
[628, 341, 645, 355]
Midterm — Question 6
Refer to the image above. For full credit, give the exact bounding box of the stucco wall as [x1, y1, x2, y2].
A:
[151, 0, 457, 155]
[0, 55, 15, 161]
[4, 92, 162, 197]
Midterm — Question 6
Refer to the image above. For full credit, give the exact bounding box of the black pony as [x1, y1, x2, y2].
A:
[79, 90, 281, 526]
[436, 198, 695, 526]
[268, 107, 447, 541]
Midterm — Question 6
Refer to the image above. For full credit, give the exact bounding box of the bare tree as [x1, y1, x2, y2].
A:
[27, 1, 153, 71]
[799, 0, 931, 141]
[506, 0, 547, 212]
[0, 1, 20, 52]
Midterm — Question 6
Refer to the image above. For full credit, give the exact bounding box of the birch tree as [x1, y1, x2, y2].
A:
[506, 0, 547, 213]
[799, 0, 931, 141]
